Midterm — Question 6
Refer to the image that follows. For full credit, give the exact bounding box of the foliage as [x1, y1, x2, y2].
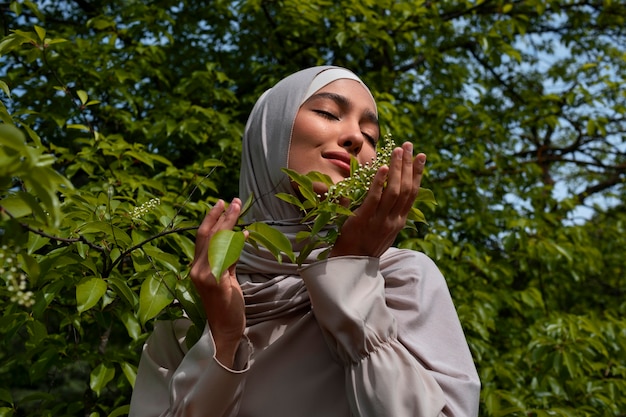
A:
[1, 1, 625, 416]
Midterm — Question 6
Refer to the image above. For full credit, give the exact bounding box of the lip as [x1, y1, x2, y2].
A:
[323, 151, 352, 175]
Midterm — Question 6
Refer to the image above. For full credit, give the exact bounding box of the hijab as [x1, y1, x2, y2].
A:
[236, 66, 377, 325]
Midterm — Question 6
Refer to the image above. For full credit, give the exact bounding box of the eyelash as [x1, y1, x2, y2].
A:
[314, 110, 377, 147]
[315, 110, 339, 120]
[363, 134, 377, 147]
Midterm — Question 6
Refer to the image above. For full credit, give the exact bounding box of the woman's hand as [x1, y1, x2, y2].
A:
[330, 142, 425, 258]
[190, 198, 246, 368]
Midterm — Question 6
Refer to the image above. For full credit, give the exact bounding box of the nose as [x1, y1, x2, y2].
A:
[338, 123, 364, 155]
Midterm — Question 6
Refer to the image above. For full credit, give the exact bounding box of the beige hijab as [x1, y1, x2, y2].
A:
[236, 66, 376, 325]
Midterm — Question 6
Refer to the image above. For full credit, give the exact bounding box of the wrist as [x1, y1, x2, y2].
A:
[213, 335, 242, 368]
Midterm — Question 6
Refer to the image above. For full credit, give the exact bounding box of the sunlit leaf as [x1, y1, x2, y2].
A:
[107, 405, 131, 417]
[281, 168, 318, 204]
[208, 230, 245, 281]
[119, 361, 137, 387]
[34, 25, 46, 41]
[247, 222, 295, 263]
[407, 207, 427, 224]
[76, 90, 88, 105]
[0, 124, 26, 151]
[90, 363, 115, 396]
[414, 187, 437, 205]
[0, 80, 10, 98]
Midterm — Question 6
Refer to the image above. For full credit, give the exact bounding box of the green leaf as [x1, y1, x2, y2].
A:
[76, 276, 107, 313]
[0, 389, 13, 406]
[138, 272, 176, 324]
[0, 124, 26, 151]
[0, 406, 14, 417]
[247, 222, 295, 263]
[0, 80, 10, 98]
[118, 309, 141, 340]
[66, 124, 91, 131]
[239, 192, 255, 218]
[34, 25, 46, 42]
[76, 90, 88, 105]
[407, 207, 427, 224]
[9, 0, 21, 14]
[78, 221, 132, 246]
[1, 191, 48, 221]
[414, 187, 437, 205]
[142, 245, 181, 272]
[176, 279, 206, 329]
[276, 192, 306, 211]
[208, 230, 245, 281]
[305, 171, 334, 187]
[281, 168, 319, 204]
[90, 363, 115, 397]
[107, 405, 131, 417]
[119, 361, 137, 387]
[29, 348, 57, 382]
[107, 276, 138, 307]
[0, 194, 32, 218]
[310, 211, 331, 236]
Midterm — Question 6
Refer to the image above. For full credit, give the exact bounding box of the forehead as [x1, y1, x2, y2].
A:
[312, 79, 376, 109]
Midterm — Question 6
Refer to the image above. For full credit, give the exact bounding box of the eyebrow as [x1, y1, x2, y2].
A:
[308, 91, 380, 128]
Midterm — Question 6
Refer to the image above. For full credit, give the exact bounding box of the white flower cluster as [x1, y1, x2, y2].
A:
[131, 198, 161, 219]
[0, 245, 35, 308]
[326, 133, 396, 207]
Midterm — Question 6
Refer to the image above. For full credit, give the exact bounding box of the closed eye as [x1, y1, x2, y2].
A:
[363, 132, 377, 147]
[314, 109, 339, 120]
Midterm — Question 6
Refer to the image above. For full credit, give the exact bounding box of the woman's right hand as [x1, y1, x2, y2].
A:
[330, 142, 425, 259]
[190, 198, 246, 368]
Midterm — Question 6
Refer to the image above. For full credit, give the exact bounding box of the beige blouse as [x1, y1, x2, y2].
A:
[129, 249, 480, 416]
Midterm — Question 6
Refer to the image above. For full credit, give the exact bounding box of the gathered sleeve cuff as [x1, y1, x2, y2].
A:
[129, 319, 251, 417]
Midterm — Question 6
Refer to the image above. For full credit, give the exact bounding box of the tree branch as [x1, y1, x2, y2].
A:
[1, 206, 107, 253]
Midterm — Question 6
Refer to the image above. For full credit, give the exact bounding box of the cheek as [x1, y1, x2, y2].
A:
[360, 147, 377, 165]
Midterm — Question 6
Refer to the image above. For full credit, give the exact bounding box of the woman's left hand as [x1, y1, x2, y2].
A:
[330, 142, 425, 258]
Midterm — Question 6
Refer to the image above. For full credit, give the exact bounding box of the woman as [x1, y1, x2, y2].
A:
[129, 66, 480, 416]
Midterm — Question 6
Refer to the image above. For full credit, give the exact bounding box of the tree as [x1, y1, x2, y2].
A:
[1, 1, 624, 416]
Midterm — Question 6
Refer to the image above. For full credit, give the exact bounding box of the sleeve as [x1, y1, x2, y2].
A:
[129, 319, 252, 417]
[299, 253, 480, 417]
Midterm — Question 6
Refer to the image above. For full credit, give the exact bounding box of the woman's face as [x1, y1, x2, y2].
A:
[288, 79, 379, 191]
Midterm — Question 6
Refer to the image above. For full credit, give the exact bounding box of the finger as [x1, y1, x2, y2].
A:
[392, 142, 416, 214]
[194, 200, 226, 260]
[357, 165, 388, 216]
[399, 152, 426, 216]
[411, 152, 426, 196]
[219, 198, 243, 230]
[378, 146, 404, 214]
